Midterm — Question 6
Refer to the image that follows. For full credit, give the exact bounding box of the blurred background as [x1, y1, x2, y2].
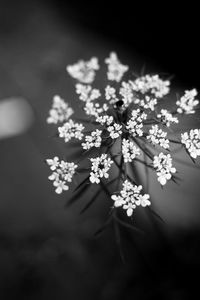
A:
[0, 0, 200, 299]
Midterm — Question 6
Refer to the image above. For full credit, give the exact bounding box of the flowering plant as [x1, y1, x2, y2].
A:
[46, 52, 200, 234]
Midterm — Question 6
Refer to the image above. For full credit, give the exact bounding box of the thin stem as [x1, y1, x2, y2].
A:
[133, 137, 154, 160]
[109, 151, 137, 185]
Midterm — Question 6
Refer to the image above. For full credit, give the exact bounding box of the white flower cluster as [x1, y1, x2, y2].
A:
[134, 95, 157, 111]
[105, 52, 129, 82]
[58, 119, 84, 142]
[153, 153, 176, 185]
[130, 74, 170, 98]
[46, 51, 200, 224]
[122, 139, 140, 163]
[96, 115, 114, 126]
[119, 81, 134, 108]
[107, 123, 122, 139]
[147, 125, 169, 149]
[81, 129, 102, 150]
[157, 109, 179, 127]
[46, 157, 77, 194]
[126, 109, 147, 137]
[75, 84, 101, 102]
[111, 180, 150, 217]
[105, 85, 118, 105]
[84, 102, 108, 117]
[181, 129, 200, 159]
[176, 89, 199, 114]
[89, 154, 113, 184]
[66, 57, 99, 84]
[47, 95, 74, 124]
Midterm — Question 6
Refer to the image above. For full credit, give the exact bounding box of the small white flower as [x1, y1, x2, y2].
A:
[130, 74, 170, 98]
[126, 109, 147, 137]
[107, 123, 122, 139]
[58, 119, 84, 142]
[46, 156, 59, 171]
[176, 89, 199, 114]
[111, 180, 150, 217]
[181, 129, 200, 159]
[89, 172, 101, 184]
[135, 194, 151, 207]
[66, 57, 99, 83]
[157, 109, 179, 127]
[76, 84, 101, 102]
[134, 95, 157, 111]
[153, 153, 176, 185]
[105, 52, 129, 82]
[89, 154, 113, 184]
[147, 125, 169, 149]
[81, 129, 102, 150]
[122, 139, 140, 162]
[47, 95, 74, 124]
[53, 180, 69, 194]
[46, 157, 77, 194]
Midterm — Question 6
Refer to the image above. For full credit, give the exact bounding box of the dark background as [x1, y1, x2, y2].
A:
[48, 0, 200, 89]
[0, 0, 200, 299]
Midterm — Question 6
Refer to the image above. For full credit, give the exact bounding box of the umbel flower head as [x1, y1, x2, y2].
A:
[111, 180, 150, 217]
[46, 157, 77, 194]
[46, 52, 200, 229]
